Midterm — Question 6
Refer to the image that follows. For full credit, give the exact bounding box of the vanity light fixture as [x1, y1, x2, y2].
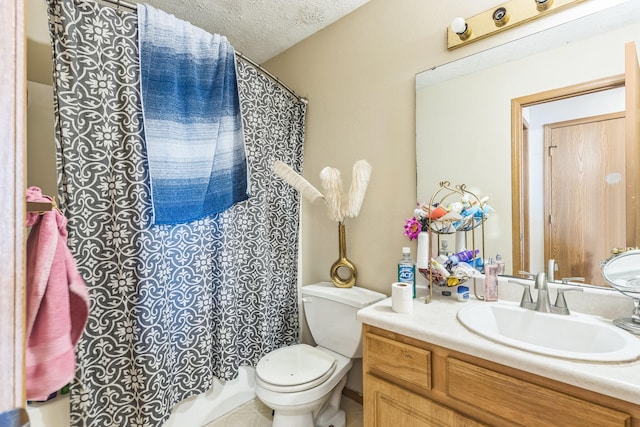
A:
[447, 0, 584, 50]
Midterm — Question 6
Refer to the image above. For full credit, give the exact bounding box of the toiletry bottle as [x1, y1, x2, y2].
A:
[430, 258, 450, 279]
[456, 249, 479, 262]
[495, 254, 505, 275]
[484, 258, 499, 301]
[439, 240, 449, 256]
[398, 247, 416, 298]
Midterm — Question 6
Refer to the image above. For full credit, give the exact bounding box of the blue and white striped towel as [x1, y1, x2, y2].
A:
[137, 4, 249, 224]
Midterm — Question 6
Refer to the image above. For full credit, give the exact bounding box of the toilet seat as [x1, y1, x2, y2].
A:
[256, 344, 336, 393]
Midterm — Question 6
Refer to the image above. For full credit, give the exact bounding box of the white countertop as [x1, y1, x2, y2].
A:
[357, 281, 640, 405]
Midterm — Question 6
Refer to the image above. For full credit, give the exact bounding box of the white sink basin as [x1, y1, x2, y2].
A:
[457, 302, 640, 362]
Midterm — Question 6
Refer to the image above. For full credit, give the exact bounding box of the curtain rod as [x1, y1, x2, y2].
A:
[93, 0, 307, 103]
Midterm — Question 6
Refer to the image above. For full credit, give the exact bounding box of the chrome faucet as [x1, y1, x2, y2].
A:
[511, 271, 584, 315]
[512, 271, 550, 311]
[534, 272, 552, 313]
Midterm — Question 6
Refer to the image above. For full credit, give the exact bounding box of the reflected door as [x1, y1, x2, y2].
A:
[544, 113, 626, 285]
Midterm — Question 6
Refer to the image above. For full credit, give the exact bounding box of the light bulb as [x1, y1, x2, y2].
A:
[451, 17, 467, 35]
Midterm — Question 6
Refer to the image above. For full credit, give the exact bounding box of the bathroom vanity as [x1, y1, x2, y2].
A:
[358, 287, 640, 426]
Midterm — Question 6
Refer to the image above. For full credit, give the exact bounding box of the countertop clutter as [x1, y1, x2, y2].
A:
[357, 279, 640, 405]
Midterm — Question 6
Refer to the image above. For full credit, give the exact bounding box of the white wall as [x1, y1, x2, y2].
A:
[26, 81, 57, 198]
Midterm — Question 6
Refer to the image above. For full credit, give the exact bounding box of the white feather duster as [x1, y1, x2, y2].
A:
[342, 160, 371, 218]
[272, 161, 324, 203]
[320, 167, 344, 222]
[273, 159, 372, 223]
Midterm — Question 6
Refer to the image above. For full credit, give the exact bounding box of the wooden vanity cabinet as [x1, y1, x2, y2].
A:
[363, 324, 640, 427]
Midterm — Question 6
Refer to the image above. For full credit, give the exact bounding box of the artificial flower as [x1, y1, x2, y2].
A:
[403, 217, 422, 240]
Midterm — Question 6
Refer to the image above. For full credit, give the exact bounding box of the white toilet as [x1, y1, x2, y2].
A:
[255, 282, 386, 427]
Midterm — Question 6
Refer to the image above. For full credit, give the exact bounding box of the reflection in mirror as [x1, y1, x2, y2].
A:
[601, 249, 640, 334]
[416, 3, 640, 288]
[513, 78, 627, 287]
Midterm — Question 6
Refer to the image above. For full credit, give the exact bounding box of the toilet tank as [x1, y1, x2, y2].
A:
[301, 282, 386, 358]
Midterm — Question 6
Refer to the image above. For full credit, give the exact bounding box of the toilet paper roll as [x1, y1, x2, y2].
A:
[391, 282, 413, 314]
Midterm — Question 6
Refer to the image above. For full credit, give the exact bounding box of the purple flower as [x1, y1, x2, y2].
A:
[404, 217, 422, 240]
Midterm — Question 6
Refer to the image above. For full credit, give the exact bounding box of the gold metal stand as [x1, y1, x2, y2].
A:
[420, 181, 487, 303]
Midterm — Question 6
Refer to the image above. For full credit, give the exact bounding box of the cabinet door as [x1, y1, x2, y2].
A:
[447, 358, 631, 427]
[365, 332, 432, 393]
[364, 375, 487, 427]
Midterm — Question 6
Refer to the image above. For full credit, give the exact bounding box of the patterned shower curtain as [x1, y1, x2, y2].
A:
[47, 0, 306, 425]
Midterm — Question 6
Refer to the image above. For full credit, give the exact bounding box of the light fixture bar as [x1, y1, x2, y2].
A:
[447, 0, 585, 50]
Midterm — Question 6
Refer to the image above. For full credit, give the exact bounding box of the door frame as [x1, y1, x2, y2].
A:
[0, 0, 26, 414]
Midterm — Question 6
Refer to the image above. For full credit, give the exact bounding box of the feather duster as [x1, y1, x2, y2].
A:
[320, 167, 344, 222]
[342, 160, 371, 218]
[272, 161, 324, 203]
[273, 159, 372, 223]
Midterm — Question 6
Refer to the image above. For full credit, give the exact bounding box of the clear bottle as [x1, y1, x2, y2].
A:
[495, 254, 505, 275]
[484, 258, 499, 301]
[439, 240, 449, 256]
[398, 247, 416, 298]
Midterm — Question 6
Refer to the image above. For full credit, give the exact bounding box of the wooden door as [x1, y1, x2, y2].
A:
[0, 0, 27, 415]
[544, 113, 625, 285]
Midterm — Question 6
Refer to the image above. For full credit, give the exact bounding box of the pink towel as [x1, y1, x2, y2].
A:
[25, 186, 89, 400]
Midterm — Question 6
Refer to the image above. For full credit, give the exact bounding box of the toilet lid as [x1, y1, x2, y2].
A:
[256, 344, 336, 391]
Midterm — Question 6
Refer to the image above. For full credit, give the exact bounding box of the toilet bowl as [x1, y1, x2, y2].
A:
[256, 345, 352, 427]
[255, 282, 386, 427]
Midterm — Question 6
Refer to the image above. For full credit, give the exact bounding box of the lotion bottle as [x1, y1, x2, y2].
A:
[484, 258, 499, 301]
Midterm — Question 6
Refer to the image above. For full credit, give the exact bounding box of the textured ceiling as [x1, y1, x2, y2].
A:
[125, 0, 370, 63]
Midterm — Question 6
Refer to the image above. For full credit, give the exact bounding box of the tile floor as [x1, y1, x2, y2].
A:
[205, 395, 363, 427]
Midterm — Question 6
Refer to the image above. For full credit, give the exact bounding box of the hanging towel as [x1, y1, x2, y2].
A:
[25, 187, 89, 401]
[137, 4, 250, 225]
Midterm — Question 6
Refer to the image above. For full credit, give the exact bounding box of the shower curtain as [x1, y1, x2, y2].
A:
[47, 0, 306, 425]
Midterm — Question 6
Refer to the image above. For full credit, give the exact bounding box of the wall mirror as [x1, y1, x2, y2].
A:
[416, 2, 640, 287]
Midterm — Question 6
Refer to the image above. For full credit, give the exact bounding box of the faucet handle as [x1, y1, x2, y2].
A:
[518, 271, 535, 279]
[509, 279, 534, 309]
[561, 277, 585, 284]
[552, 287, 584, 315]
